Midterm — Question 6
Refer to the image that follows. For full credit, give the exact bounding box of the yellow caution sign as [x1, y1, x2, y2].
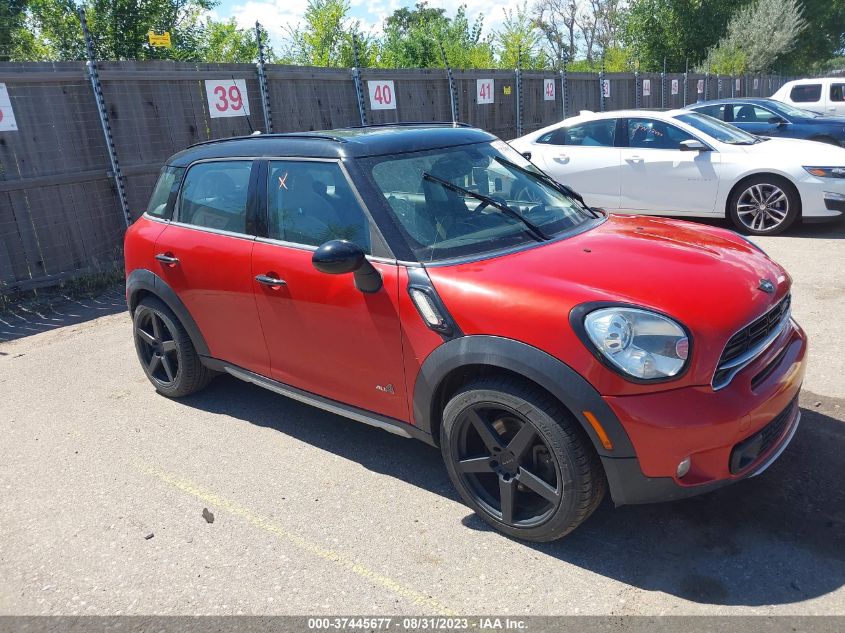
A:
[503, 86, 512, 95]
[147, 31, 172, 48]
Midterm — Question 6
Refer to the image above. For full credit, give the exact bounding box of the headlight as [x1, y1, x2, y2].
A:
[804, 166, 845, 178]
[582, 307, 690, 380]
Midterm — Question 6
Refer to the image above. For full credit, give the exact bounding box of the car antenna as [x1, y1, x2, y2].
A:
[232, 74, 254, 135]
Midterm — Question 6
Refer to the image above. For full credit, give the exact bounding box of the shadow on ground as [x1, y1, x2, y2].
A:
[0, 285, 126, 343]
[180, 375, 845, 608]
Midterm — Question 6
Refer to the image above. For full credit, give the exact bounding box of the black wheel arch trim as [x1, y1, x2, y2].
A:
[126, 268, 211, 358]
[413, 335, 636, 459]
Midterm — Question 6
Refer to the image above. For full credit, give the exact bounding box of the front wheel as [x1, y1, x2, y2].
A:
[440, 377, 606, 542]
[728, 175, 800, 236]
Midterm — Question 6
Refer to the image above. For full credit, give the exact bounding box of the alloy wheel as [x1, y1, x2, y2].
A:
[135, 310, 179, 384]
[451, 404, 562, 528]
[736, 183, 789, 233]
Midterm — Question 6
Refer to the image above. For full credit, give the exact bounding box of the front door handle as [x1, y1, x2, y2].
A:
[626, 156, 644, 164]
[553, 154, 569, 164]
[155, 253, 179, 265]
[255, 273, 287, 287]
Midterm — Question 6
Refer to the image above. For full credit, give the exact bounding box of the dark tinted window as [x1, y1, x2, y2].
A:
[790, 84, 822, 103]
[178, 161, 253, 234]
[731, 104, 777, 123]
[693, 104, 726, 120]
[831, 84, 845, 102]
[627, 118, 694, 149]
[267, 161, 371, 252]
[538, 119, 616, 147]
[146, 166, 184, 219]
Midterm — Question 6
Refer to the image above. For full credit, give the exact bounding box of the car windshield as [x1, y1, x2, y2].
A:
[673, 112, 761, 144]
[767, 100, 821, 119]
[360, 140, 597, 262]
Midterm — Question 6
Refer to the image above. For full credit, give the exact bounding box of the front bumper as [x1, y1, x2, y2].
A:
[601, 318, 807, 505]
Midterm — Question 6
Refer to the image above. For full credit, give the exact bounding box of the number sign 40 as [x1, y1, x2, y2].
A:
[205, 79, 250, 118]
[368, 80, 396, 110]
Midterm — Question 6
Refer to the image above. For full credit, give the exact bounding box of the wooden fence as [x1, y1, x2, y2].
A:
[0, 61, 791, 292]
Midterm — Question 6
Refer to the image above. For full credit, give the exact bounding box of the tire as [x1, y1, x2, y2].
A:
[132, 297, 214, 397]
[440, 376, 606, 542]
[728, 174, 800, 236]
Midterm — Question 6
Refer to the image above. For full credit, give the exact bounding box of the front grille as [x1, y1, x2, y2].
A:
[729, 397, 797, 474]
[713, 293, 791, 389]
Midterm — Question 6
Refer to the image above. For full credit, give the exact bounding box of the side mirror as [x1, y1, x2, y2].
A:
[679, 139, 709, 152]
[521, 151, 532, 160]
[768, 116, 788, 125]
[312, 240, 382, 293]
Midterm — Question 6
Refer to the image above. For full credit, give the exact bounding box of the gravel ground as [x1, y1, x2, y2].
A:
[0, 220, 843, 616]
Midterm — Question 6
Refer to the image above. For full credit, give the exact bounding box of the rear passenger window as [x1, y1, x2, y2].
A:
[178, 161, 253, 234]
[146, 166, 184, 219]
[694, 104, 726, 120]
[267, 161, 371, 252]
[831, 84, 845, 102]
[540, 120, 616, 147]
[790, 84, 822, 103]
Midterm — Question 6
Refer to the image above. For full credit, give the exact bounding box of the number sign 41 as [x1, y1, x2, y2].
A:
[368, 80, 396, 110]
[205, 79, 250, 118]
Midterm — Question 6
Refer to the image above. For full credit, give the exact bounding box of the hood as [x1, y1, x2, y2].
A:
[427, 215, 791, 393]
[741, 137, 845, 163]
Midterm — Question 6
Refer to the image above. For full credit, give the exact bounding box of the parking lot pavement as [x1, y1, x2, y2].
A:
[0, 223, 843, 616]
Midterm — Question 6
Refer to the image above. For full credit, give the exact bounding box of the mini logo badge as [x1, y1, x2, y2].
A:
[758, 279, 775, 293]
[376, 383, 395, 394]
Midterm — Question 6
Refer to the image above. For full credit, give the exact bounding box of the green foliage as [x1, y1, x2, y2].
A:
[284, 0, 374, 67]
[495, 3, 547, 69]
[622, 0, 747, 72]
[196, 19, 275, 63]
[699, 0, 806, 74]
[778, 0, 845, 73]
[378, 2, 493, 69]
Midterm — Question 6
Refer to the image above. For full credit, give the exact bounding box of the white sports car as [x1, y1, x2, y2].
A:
[509, 109, 845, 235]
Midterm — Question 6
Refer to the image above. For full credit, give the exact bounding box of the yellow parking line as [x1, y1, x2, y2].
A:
[140, 464, 455, 616]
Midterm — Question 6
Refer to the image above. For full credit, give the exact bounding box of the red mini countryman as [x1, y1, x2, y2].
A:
[125, 125, 806, 541]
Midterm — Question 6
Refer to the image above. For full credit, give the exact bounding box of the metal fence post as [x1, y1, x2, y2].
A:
[560, 62, 568, 120]
[255, 22, 273, 133]
[705, 72, 710, 100]
[599, 58, 606, 113]
[78, 8, 130, 228]
[439, 42, 459, 125]
[660, 57, 666, 109]
[515, 46, 523, 138]
[682, 59, 688, 107]
[635, 69, 641, 109]
[351, 35, 367, 126]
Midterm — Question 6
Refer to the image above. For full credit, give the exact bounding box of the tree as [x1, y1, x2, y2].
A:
[531, 0, 579, 68]
[0, 0, 30, 61]
[778, 0, 845, 73]
[378, 3, 494, 69]
[495, 3, 546, 68]
[284, 0, 373, 67]
[197, 19, 275, 63]
[699, 0, 807, 74]
[578, 0, 622, 63]
[621, 0, 747, 71]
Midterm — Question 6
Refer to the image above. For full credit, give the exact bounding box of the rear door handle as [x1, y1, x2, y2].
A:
[553, 154, 569, 164]
[255, 274, 287, 287]
[626, 156, 644, 164]
[154, 253, 179, 265]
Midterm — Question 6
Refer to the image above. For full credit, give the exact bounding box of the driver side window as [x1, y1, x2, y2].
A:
[627, 118, 694, 150]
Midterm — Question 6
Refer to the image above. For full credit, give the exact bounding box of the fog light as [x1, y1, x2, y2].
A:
[676, 457, 691, 479]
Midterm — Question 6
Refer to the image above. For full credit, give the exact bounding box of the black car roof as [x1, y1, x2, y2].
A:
[167, 123, 498, 165]
[688, 97, 780, 107]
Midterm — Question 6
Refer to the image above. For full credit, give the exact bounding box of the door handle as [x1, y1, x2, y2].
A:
[154, 253, 179, 265]
[626, 156, 644, 164]
[553, 154, 569, 164]
[255, 273, 287, 287]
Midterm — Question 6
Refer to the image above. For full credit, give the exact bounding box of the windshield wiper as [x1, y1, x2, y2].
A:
[421, 172, 549, 242]
[491, 155, 599, 218]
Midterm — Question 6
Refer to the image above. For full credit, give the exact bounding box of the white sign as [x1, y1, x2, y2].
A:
[754, 77, 759, 90]
[697, 79, 704, 94]
[543, 78, 556, 101]
[735, 78, 741, 91]
[602, 79, 610, 98]
[367, 80, 396, 110]
[0, 83, 18, 131]
[642, 79, 651, 97]
[477, 79, 494, 104]
[671, 79, 679, 95]
[205, 79, 250, 118]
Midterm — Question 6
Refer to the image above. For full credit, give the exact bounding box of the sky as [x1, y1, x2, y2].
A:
[212, 0, 516, 48]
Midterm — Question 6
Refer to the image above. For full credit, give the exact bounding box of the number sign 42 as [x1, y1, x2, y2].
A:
[368, 80, 396, 110]
[205, 79, 250, 118]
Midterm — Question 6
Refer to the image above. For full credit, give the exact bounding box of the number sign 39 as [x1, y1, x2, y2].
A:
[205, 79, 250, 118]
[368, 80, 396, 110]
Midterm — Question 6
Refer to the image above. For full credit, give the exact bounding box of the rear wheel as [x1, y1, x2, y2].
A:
[133, 297, 213, 397]
[728, 175, 799, 236]
[440, 377, 606, 542]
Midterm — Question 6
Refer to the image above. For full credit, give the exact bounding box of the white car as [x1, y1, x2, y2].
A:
[510, 109, 845, 235]
[771, 77, 845, 116]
